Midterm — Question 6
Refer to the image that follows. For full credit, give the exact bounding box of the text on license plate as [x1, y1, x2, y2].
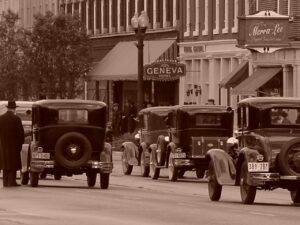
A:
[32, 152, 50, 159]
[173, 152, 186, 158]
[248, 162, 269, 172]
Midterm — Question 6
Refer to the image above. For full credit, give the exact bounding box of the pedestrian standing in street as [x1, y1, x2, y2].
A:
[0, 100, 25, 187]
[111, 103, 122, 137]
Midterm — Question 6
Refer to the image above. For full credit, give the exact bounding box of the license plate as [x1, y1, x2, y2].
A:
[173, 152, 186, 158]
[32, 152, 50, 160]
[248, 162, 269, 172]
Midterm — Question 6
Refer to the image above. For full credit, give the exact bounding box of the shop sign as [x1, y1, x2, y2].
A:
[237, 11, 290, 49]
[144, 61, 186, 81]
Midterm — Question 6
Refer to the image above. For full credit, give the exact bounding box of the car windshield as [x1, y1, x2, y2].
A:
[271, 108, 300, 125]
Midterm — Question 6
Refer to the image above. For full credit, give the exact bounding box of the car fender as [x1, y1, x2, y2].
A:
[235, 147, 261, 185]
[100, 142, 112, 163]
[206, 148, 236, 186]
[121, 141, 139, 166]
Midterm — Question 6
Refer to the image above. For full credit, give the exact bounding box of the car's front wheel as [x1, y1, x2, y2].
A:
[87, 172, 97, 187]
[168, 152, 178, 182]
[121, 152, 133, 175]
[54, 174, 62, 180]
[196, 169, 205, 179]
[30, 172, 39, 187]
[150, 150, 160, 179]
[240, 161, 256, 204]
[208, 161, 222, 201]
[100, 173, 109, 189]
[140, 150, 150, 177]
[20, 171, 29, 185]
[290, 189, 300, 203]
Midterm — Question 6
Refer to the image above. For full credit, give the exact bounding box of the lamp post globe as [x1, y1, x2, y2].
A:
[131, 11, 149, 112]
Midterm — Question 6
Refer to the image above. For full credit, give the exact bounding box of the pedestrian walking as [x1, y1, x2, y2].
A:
[0, 100, 25, 187]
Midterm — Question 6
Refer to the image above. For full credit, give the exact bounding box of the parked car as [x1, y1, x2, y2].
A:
[121, 106, 172, 177]
[150, 105, 234, 181]
[207, 97, 300, 204]
[21, 99, 113, 188]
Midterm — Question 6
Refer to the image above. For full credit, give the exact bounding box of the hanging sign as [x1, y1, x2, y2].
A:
[237, 11, 290, 50]
[144, 60, 186, 81]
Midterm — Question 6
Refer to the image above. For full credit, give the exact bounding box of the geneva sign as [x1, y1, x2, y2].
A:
[237, 11, 290, 50]
[144, 60, 186, 81]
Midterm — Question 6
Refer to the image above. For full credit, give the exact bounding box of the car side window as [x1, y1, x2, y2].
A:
[238, 107, 249, 130]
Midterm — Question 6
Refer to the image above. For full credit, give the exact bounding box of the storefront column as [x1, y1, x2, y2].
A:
[283, 65, 293, 97]
[86, 0, 89, 34]
[79, 0, 82, 18]
[293, 65, 300, 97]
[93, 0, 97, 34]
[179, 74, 185, 105]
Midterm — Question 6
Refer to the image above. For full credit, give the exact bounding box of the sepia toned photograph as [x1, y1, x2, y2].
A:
[1, 0, 300, 225]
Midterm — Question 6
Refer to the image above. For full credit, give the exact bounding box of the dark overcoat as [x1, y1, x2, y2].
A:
[0, 111, 25, 170]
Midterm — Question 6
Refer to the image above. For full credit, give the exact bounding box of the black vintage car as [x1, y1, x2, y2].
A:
[150, 105, 234, 181]
[121, 106, 172, 177]
[207, 97, 300, 204]
[22, 100, 113, 188]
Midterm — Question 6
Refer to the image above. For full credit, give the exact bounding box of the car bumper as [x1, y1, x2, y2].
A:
[173, 158, 207, 167]
[249, 173, 300, 186]
[31, 160, 113, 173]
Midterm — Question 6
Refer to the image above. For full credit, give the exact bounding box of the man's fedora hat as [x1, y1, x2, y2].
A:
[6, 100, 18, 109]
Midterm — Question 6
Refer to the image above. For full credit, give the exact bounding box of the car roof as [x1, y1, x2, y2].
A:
[238, 97, 300, 109]
[139, 106, 173, 114]
[33, 99, 106, 108]
[172, 104, 231, 113]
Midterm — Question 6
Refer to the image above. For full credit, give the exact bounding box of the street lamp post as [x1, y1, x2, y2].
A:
[131, 11, 149, 112]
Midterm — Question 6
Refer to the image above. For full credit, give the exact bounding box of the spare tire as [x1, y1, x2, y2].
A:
[278, 138, 300, 176]
[55, 132, 92, 169]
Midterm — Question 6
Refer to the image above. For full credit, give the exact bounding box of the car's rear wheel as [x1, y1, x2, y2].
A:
[150, 150, 160, 179]
[100, 173, 109, 189]
[55, 132, 92, 169]
[278, 138, 300, 176]
[20, 171, 29, 185]
[121, 152, 133, 175]
[30, 172, 39, 187]
[140, 150, 150, 177]
[196, 169, 205, 179]
[54, 174, 62, 180]
[178, 169, 185, 178]
[40, 172, 47, 179]
[87, 172, 97, 187]
[240, 161, 256, 204]
[290, 189, 300, 203]
[168, 152, 178, 182]
[208, 161, 222, 201]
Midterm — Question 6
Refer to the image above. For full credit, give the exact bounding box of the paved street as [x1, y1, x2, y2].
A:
[0, 151, 299, 225]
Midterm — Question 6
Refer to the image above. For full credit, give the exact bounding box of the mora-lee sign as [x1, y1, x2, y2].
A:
[144, 61, 186, 81]
[237, 11, 290, 49]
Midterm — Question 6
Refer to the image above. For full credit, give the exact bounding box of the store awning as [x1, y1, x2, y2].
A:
[219, 61, 248, 88]
[88, 39, 176, 81]
[231, 67, 282, 95]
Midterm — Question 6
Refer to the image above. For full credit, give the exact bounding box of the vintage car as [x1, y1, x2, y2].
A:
[207, 97, 300, 204]
[150, 105, 234, 181]
[21, 99, 113, 188]
[121, 106, 172, 177]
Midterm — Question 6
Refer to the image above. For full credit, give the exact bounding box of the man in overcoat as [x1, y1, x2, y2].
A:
[0, 100, 24, 187]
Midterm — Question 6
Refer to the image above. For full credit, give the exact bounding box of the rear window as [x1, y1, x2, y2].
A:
[195, 113, 221, 126]
[58, 109, 88, 124]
